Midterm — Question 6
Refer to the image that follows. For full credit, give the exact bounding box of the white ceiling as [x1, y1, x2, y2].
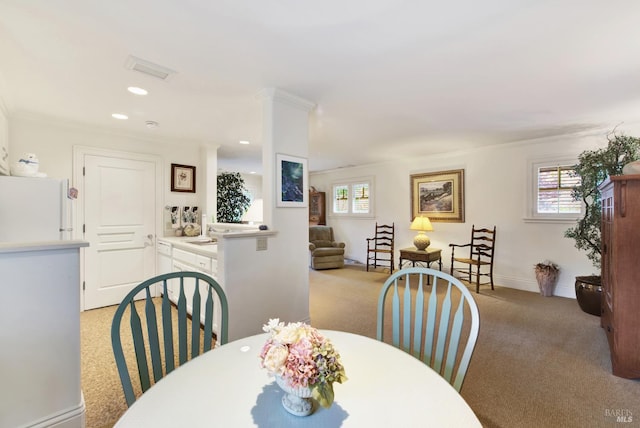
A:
[1, 1, 639, 174]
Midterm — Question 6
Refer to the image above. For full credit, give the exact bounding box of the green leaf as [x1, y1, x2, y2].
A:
[216, 172, 252, 223]
[312, 382, 335, 408]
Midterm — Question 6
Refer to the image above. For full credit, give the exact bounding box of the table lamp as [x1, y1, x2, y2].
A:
[410, 216, 433, 250]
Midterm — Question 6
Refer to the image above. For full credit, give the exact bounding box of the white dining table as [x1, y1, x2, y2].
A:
[114, 330, 481, 427]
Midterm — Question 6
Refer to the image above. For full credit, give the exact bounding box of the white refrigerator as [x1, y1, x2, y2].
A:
[0, 175, 74, 241]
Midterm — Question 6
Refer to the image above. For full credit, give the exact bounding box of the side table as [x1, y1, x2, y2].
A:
[399, 247, 442, 271]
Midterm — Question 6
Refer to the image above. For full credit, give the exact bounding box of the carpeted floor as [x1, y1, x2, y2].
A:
[81, 264, 640, 427]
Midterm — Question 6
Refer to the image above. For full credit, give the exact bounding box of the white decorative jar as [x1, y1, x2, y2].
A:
[622, 160, 640, 175]
[275, 375, 314, 417]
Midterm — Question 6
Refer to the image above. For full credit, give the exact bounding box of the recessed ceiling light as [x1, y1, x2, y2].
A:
[127, 86, 148, 95]
[145, 120, 159, 129]
[239, 140, 250, 145]
[112, 113, 128, 120]
[249, 171, 256, 174]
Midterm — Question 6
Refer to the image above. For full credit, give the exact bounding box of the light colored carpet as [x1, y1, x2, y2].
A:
[81, 264, 640, 427]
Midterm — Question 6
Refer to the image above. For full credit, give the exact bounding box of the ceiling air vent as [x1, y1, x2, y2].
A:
[124, 55, 176, 80]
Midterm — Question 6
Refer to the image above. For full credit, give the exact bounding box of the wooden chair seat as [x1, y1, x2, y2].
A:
[452, 257, 491, 266]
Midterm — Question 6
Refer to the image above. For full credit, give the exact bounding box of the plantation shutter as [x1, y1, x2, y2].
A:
[333, 185, 349, 213]
[537, 166, 581, 214]
[352, 183, 369, 214]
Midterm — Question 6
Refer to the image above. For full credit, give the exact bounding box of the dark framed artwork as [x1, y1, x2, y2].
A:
[410, 169, 465, 222]
[276, 153, 307, 207]
[171, 163, 196, 193]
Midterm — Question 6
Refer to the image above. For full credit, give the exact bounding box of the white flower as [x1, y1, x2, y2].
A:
[262, 318, 282, 333]
[262, 344, 288, 374]
[274, 322, 305, 344]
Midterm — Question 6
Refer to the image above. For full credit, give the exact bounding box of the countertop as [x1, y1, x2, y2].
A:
[0, 240, 89, 253]
[158, 236, 218, 257]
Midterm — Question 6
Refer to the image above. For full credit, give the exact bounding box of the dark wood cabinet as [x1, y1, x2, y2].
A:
[309, 191, 326, 225]
[599, 174, 640, 378]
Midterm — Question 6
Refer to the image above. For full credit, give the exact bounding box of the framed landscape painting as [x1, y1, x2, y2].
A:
[276, 153, 308, 207]
[410, 169, 465, 222]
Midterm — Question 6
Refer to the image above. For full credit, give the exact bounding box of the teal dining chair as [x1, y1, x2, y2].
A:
[111, 271, 229, 406]
[376, 267, 480, 392]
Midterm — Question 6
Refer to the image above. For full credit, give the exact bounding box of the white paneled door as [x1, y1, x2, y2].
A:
[83, 153, 158, 310]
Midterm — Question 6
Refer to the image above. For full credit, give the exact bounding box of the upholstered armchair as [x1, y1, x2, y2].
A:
[309, 226, 345, 270]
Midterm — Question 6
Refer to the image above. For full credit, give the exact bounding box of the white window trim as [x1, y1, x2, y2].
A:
[329, 176, 375, 218]
[523, 157, 582, 224]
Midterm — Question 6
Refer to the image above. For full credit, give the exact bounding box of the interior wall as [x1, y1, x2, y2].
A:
[309, 132, 613, 299]
[7, 113, 206, 229]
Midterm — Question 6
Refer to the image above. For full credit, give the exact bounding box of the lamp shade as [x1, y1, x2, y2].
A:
[410, 216, 433, 232]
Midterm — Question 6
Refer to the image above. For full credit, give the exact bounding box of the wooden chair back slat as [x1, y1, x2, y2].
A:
[177, 278, 188, 365]
[190, 278, 201, 359]
[144, 288, 163, 383]
[161, 281, 175, 374]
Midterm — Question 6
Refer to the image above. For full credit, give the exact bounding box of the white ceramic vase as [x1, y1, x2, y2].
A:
[622, 160, 640, 175]
[275, 375, 314, 417]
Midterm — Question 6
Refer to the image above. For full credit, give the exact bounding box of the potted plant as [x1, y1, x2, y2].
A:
[565, 132, 640, 315]
[534, 260, 559, 297]
[217, 172, 251, 223]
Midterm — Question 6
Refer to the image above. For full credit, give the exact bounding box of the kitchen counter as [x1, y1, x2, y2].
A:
[0, 240, 89, 253]
[157, 227, 281, 341]
[159, 236, 218, 257]
[159, 229, 277, 257]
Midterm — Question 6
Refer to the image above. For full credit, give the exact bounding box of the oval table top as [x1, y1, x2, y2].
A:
[114, 330, 481, 428]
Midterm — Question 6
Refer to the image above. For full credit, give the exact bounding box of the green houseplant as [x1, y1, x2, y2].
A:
[217, 172, 251, 223]
[565, 132, 640, 315]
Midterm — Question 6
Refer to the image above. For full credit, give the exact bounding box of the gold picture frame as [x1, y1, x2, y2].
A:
[171, 163, 196, 193]
[410, 169, 465, 222]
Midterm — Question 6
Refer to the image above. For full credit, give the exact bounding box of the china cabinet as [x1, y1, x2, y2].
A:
[599, 174, 640, 378]
[309, 191, 326, 225]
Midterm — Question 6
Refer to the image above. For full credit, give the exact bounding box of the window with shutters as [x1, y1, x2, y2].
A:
[537, 166, 581, 214]
[525, 158, 582, 223]
[331, 177, 374, 217]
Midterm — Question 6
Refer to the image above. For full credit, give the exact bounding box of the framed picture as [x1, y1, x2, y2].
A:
[171, 163, 196, 193]
[276, 153, 308, 207]
[410, 169, 465, 222]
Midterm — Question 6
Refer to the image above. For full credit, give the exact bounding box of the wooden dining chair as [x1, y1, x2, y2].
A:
[449, 225, 497, 293]
[366, 222, 395, 273]
[111, 271, 229, 407]
[376, 267, 480, 392]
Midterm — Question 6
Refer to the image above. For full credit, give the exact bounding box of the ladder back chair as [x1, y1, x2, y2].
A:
[449, 225, 497, 293]
[366, 222, 395, 273]
[376, 267, 480, 392]
[111, 271, 229, 407]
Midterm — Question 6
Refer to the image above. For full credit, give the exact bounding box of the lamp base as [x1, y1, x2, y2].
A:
[413, 233, 431, 251]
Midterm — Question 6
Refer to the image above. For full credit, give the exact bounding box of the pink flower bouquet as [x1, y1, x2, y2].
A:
[259, 319, 347, 408]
